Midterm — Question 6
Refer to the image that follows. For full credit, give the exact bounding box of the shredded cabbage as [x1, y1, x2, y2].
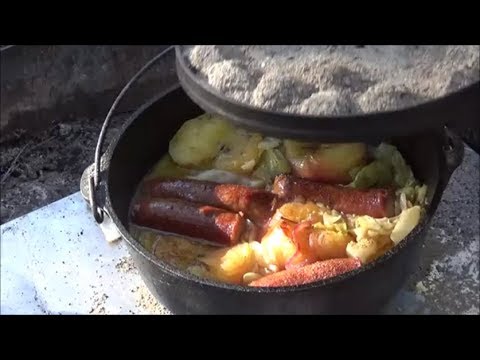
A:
[374, 143, 416, 188]
[252, 148, 291, 183]
[349, 142, 417, 190]
[349, 160, 393, 189]
[390, 206, 422, 244]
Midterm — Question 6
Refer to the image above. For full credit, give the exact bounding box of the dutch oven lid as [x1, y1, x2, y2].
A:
[175, 45, 480, 142]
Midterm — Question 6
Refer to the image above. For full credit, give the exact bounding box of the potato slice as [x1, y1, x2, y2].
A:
[169, 114, 235, 168]
[346, 236, 392, 264]
[260, 225, 297, 270]
[214, 130, 263, 174]
[200, 243, 256, 284]
[277, 202, 324, 224]
[310, 230, 353, 261]
[283, 141, 367, 184]
[146, 154, 192, 180]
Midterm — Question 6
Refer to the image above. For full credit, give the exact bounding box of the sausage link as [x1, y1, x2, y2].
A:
[131, 198, 246, 246]
[273, 175, 395, 218]
[143, 178, 277, 225]
[249, 258, 362, 287]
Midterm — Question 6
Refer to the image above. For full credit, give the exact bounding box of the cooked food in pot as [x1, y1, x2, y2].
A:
[129, 114, 428, 287]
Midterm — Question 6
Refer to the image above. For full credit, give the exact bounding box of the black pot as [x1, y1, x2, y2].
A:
[86, 84, 464, 314]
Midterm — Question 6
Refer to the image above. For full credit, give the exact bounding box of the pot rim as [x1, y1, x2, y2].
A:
[103, 85, 449, 294]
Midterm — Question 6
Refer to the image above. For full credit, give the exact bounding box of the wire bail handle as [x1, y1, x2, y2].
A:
[89, 46, 175, 223]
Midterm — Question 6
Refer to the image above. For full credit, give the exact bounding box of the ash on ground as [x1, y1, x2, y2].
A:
[0, 114, 127, 224]
[134, 285, 171, 315]
[115, 256, 137, 274]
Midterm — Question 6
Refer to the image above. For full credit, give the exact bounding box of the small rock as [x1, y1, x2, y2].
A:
[0, 204, 11, 220]
[59, 124, 72, 137]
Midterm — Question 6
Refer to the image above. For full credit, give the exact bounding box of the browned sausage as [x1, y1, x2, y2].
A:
[249, 258, 362, 287]
[273, 175, 395, 218]
[143, 178, 277, 225]
[131, 198, 246, 246]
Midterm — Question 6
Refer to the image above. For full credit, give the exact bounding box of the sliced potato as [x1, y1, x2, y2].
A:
[310, 230, 353, 261]
[250, 241, 269, 268]
[283, 141, 367, 184]
[390, 206, 421, 244]
[214, 130, 263, 174]
[347, 239, 375, 264]
[346, 236, 392, 264]
[260, 224, 297, 270]
[283, 140, 318, 158]
[277, 202, 324, 224]
[146, 154, 192, 180]
[355, 216, 396, 236]
[169, 114, 235, 168]
[200, 243, 256, 284]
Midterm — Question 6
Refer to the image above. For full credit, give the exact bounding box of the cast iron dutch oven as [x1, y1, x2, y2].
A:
[83, 47, 468, 314]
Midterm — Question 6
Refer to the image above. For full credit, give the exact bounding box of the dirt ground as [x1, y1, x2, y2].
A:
[0, 114, 128, 224]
